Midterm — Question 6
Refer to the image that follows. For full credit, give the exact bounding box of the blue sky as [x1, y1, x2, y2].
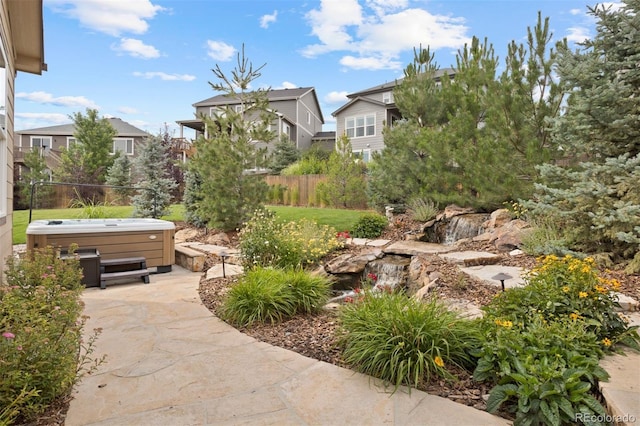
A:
[13, 0, 614, 139]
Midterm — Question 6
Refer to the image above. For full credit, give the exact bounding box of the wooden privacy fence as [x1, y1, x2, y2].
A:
[263, 174, 369, 209]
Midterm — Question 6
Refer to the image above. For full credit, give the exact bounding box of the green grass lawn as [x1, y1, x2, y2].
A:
[12, 204, 374, 245]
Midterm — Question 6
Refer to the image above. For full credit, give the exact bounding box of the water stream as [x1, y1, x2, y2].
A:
[363, 255, 411, 291]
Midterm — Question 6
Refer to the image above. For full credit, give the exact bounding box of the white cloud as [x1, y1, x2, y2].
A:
[207, 40, 236, 61]
[113, 38, 160, 59]
[260, 10, 278, 29]
[132, 71, 196, 81]
[274, 81, 298, 89]
[340, 55, 401, 70]
[569, 8, 583, 15]
[117, 106, 138, 114]
[302, 0, 469, 70]
[599, 2, 623, 12]
[16, 91, 99, 108]
[46, 0, 166, 36]
[15, 113, 72, 130]
[566, 26, 590, 43]
[324, 91, 349, 104]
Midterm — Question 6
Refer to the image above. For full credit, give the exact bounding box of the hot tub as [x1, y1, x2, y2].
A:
[27, 218, 175, 271]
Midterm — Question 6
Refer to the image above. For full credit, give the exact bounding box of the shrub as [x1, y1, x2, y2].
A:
[351, 213, 387, 239]
[220, 268, 332, 326]
[239, 209, 342, 269]
[0, 246, 102, 423]
[337, 293, 481, 391]
[407, 197, 438, 222]
[474, 255, 640, 425]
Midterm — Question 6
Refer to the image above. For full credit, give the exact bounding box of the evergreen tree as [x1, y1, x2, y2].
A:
[317, 135, 367, 208]
[528, 0, 640, 271]
[187, 45, 275, 230]
[269, 136, 300, 174]
[18, 149, 53, 208]
[55, 108, 117, 202]
[105, 154, 133, 205]
[368, 16, 563, 211]
[158, 123, 185, 202]
[131, 135, 176, 218]
[182, 169, 206, 227]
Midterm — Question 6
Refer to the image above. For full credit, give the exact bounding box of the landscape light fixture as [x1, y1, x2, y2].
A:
[220, 251, 228, 278]
[492, 272, 512, 292]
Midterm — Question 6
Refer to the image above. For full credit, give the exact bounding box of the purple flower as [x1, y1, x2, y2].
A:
[2, 332, 15, 339]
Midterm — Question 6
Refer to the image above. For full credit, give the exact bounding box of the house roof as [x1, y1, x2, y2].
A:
[346, 67, 455, 98]
[193, 87, 325, 123]
[6, 0, 47, 75]
[331, 96, 387, 117]
[332, 67, 456, 117]
[312, 131, 336, 140]
[16, 117, 150, 137]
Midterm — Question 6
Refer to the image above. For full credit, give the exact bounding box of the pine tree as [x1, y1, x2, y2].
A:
[317, 135, 367, 208]
[187, 45, 275, 230]
[269, 136, 300, 174]
[529, 0, 640, 271]
[131, 135, 177, 218]
[55, 108, 117, 202]
[105, 154, 133, 205]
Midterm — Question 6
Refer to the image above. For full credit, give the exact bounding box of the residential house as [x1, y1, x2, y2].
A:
[176, 87, 326, 152]
[14, 117, 151, 180]
[1, 0, 46, 275]
[332, 68, 454, 162]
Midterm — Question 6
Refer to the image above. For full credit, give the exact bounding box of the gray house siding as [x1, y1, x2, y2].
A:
[335, 102, 386, 154]
[183, 87, 325, 152]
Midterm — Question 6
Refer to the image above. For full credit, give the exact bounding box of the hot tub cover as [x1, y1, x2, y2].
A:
[26, 218, 175, 235]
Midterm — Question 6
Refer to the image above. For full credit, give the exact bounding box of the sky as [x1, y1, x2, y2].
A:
[13, 0, 617, 140]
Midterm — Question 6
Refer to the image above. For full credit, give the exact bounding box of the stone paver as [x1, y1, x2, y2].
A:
[383, 240, 452, 256]
[460, 264, 526, 289]
[65, 265, 510, 426]
[439, 251, 501, 266]
[599, 350, 640, 425]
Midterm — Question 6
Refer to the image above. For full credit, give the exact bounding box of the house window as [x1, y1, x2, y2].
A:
[306, 111, 311, 124]
[113, 138, 134, 155]
[31, 136, 52, 152]
[382, 92, 393, 104]
[235, 105, 244, 113]
[67, 137, 77, 149]
[354, 149, 371, 163]
[345, 114, 375, 138]
[282, 123, 290, 137]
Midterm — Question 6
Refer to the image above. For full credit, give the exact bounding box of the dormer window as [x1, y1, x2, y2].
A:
[382, 91, 393, 104]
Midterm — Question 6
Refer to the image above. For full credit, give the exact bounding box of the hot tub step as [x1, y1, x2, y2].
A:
[100, 257, 150, 289]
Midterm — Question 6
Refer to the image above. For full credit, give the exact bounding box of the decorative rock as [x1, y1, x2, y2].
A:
[204, 232, 231, 246]
[460, 265, 526, 288]
[365, 239, 391, 247]
[442, 299, 484, 320]
[205, 263, 243, 279]
[486, 209, 513, 229]
[509, 249, 525, 257]
[439, 251, 501, 266]
[174, 228, 201, 243]
[384, 240, 451, 256]
[412, 280, 438, 301]
[428, 271, 443, 281]
[614, 293, 639, 312]
[324, 250, 383, 274]
[490, 219, 531, 252]
[440, 204, 476, 220]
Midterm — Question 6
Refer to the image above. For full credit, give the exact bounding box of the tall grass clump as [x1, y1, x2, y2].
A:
[220, 267, 332, 327]
[407, 197, 439, 222]
[337, 293, 481, 391]
[1, 246, 102, 424]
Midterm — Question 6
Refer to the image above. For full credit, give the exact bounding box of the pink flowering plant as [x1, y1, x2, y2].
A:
[1, 246, 103, 424]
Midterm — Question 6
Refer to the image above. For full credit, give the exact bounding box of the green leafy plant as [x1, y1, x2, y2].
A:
[337, 293, 481, 391]
[69, 189, 113, 219]
[474, 254, 640, 425]
[239, 209, 342, 269]
[220, 267, 332, 326]
[0, 246, 103, 423]
[408, 197, 439, 222]
[351, 213, 388, 239]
